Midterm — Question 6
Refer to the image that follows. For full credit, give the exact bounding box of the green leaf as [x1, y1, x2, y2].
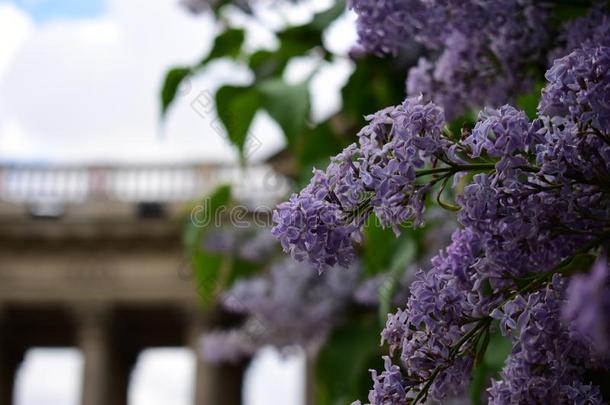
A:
[215, 85, 262, 156]
[160, 66, 192, 117]
[469, 330, 512, 405]
[199, 28, 245, 66]
[258, 79, 310, 146]
[298, 122, 344, 172]
[249, 50, 289, 81]
[315, 315, 382, 405]
[275, 1, 345, 61]
[363, 217, 398, 277]
[378, 238, 417, 323]
[159, 29, 245, 119]
[341, 56, 406, 122]
[310, 0, 346, 31]
[183, 185, 231, 253]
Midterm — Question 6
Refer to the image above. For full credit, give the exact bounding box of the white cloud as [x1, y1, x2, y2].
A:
[0, 0, 285, 164]
[0, 3, 33, 78]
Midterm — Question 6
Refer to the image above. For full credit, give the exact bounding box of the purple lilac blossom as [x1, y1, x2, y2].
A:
[273, 96, 448, 272]
[271, 169, 361, 271]
[563, 254, 610, 356]
[303, 40, 610, 403]
[489, 276, 604, 404]
[201, 329, 256, 364]
[202, 258, 359, 364]
[350, 0, 551, 119]
[378, 229, 485, 401]
[539, 45, 610, 133]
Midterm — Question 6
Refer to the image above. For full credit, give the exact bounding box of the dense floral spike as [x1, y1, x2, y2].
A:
[347, 0, 444, 54]
[289, 37, 610, 404]
[563, 254, 610, 356]
[365, 357, 411, 404]
[358, 97, 447, 231]
[272, 96, 450, 271]
[379, 229, 484, 401]
[350, 0, 551, 119]
[464, 106, 534, 167]
[539, 45, 610, 133]
[202, 258, 359, 363]
[489, 276, 604, 404]
[272, 170, 360, 271]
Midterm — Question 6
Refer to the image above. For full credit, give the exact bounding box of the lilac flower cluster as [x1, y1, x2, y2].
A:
[539, 45, 610, 133]
[368, 46, 609, 404]
[202, 257, 359, 363]
[273, 96, 451, 272]
[275, 36, 610, 403]
[351, 1, 610, 120]
[271, 169, 361, 270]
[202, 226, 277, 263]
[563, 255, 610, 356]
[380, 229, 485, 401]
[350, 0, 551, 119]
[489, 276, 604, 404]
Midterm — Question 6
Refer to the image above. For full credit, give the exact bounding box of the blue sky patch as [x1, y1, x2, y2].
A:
[1, 0, 105, 23]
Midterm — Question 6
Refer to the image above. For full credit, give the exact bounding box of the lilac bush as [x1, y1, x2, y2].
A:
[273, 32, 610, 405]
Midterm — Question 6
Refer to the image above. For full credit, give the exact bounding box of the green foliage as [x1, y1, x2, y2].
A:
[212, 78, 312, 159]
[249, 49, 288, 81]
[341, 56, 406, 123]
[183, 185, 262, 305]
[160, 66, 192, 117]
[516, 82, 544, 120]
[258, 78, 311, 147]
[215, 85, 262, 157]
[315, 314, 383, 405]
[183, 185, 232, 305]
[363, 218, 400, 277]
[160, 2, 353, 159]
[469, 330, 512, 404]
[160, 28, 245, 118]
[201, 28, 246, 64]
[310, 0, 346, 31]
[377, 236, 417, 323]
[297, 122, 344, 178]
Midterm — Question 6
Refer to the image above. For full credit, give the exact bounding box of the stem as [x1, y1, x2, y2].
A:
[415, 163, 496, 178]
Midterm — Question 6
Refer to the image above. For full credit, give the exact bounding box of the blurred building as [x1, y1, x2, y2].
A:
[0, 163, 287, 405]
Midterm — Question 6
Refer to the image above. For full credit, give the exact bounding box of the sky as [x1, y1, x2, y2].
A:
[0, 0, 355, 165]
[0, 0, 267, 164]
[0, 0, 354, 403]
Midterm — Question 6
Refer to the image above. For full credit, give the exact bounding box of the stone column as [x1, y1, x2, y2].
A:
[304, 353, 316, 405]
[187, 310, 246, 405]
[76, 304, 125, 405]
[0, 311, 19, 405]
